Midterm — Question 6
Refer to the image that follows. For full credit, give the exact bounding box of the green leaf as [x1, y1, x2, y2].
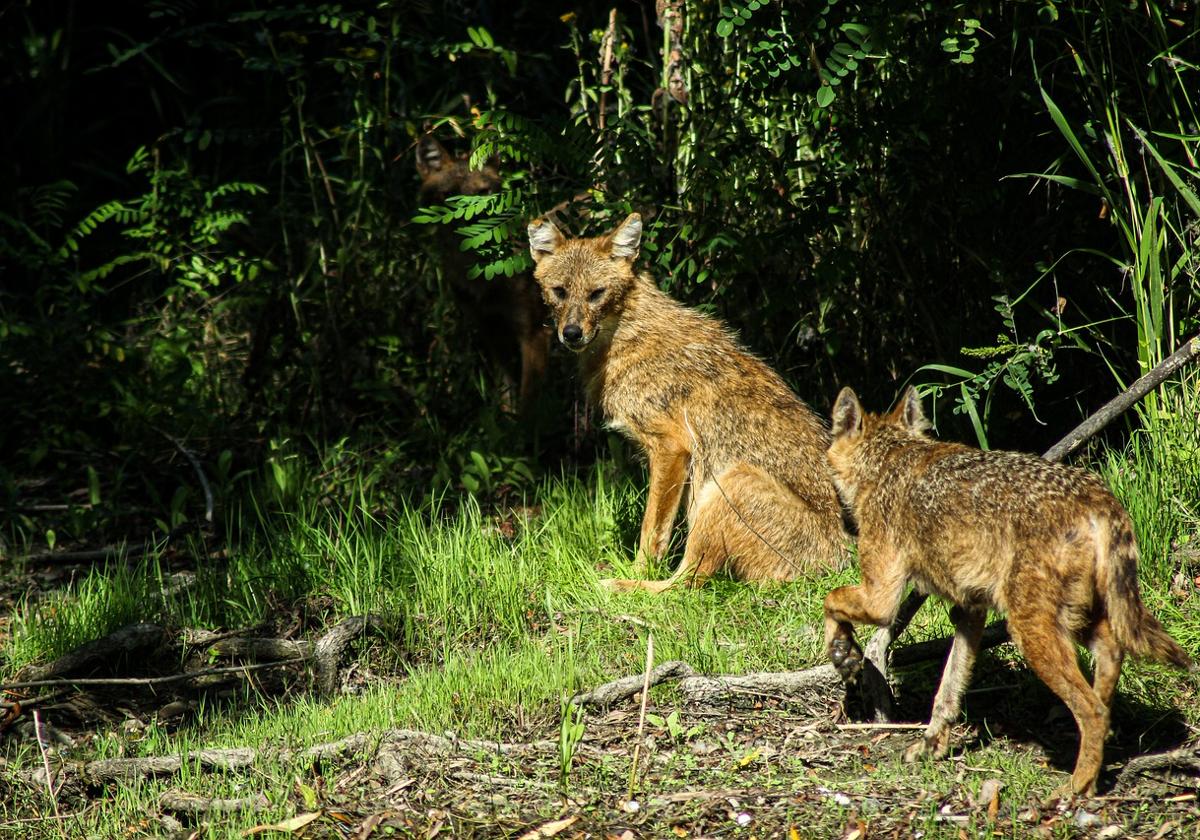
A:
[469, 450, 491, 477]
[816, 86, 835, 107]
[87, 465, 101, 506]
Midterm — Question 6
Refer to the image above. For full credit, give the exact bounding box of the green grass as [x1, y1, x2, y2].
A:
[2, 411, 1199, 838]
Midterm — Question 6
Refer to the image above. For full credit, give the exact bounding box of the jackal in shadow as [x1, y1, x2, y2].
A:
[417, 135, 550, 417]
[823, 386, 1191, 797]
[527, 212, 847, 591]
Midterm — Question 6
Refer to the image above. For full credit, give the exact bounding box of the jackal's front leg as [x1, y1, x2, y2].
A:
[634, 441, 690, 575]
[823, 545, 907, 684]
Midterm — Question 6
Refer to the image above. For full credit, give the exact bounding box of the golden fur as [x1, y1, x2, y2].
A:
[823, 386, 1191, 797]
[527, 212, 847, 591]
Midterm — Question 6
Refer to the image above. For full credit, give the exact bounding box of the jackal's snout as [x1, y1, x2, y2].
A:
[560, 322, 585, 348]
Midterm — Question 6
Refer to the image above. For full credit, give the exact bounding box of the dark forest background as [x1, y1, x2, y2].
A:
[1, 0, 1197, 544]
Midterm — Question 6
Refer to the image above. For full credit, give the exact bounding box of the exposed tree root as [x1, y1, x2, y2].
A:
[1115, 741, 1200, 788]
[570, 660, 697, 707]
[158, 790, 270, 814]
[82, 728, 559, 784]
[18, 623, 166, 684]
[2, 615, 382, 696]
[677, 664, 840, 705]
[571, 622, 1015, 711]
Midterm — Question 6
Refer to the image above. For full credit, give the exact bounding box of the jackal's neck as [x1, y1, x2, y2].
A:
[576, 272, 672, 401]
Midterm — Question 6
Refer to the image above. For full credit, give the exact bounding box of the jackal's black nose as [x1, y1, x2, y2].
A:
[561, 324, 583, 345]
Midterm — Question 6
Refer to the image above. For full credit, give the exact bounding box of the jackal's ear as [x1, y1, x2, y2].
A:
[896, 386, 931, 433]
[416, 135, 448, 177]
[528, 218, 565, 264]
[606, 213, 642, 261]
[831, 387, 863, 439]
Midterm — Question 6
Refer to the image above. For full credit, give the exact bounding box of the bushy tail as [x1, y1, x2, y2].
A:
[1101, 514, 1192, 670]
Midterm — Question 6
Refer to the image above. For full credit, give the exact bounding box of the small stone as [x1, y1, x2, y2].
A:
[1075, 809, 1102, 829]
[736, 813, 752, 827]
[1097, 826, 1123, 840]
[622, 800, 640, 813]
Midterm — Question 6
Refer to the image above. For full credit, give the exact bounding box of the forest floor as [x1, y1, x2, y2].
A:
[1, 441, 1199, 839]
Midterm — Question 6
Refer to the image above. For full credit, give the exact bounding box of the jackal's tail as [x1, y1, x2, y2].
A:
[1101, 513, 1192, 670]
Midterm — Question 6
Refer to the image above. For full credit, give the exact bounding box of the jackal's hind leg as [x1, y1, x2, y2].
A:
[1009, 610, 1109, 798]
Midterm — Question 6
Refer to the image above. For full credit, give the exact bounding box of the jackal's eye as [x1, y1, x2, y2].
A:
[587, 288, 606, 303]
[551, 286, 567, 301]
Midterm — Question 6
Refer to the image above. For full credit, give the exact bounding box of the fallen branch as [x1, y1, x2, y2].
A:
[1042, 332, 1200, 463]
[5, 615, 380, 695]
[313, 615, 382, 695]
[17, 544, 150, 565]
[19, 520, 202, 565]
[32, 710, 67, 840]
[1115, 741, 1200, 788]
[678, 664, 841, 705]
[154, 426, 214, 525]
[205, 637, 310, 662]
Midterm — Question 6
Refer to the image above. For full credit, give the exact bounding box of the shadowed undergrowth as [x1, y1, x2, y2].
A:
[1, 416, 1198, 837]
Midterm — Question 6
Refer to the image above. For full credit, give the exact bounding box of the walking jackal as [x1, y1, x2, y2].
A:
[417, 135, 550, 416]
[823, 386, 1192, 797]
[527, 212, 847, 592]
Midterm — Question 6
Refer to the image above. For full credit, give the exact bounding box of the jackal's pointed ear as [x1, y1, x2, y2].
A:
[606, 213, 642, 261]
[416, 135, 448, 177]
[831, 387, 863, 439]
[528, 218, 565, 264]
[896, 386, 931, 433]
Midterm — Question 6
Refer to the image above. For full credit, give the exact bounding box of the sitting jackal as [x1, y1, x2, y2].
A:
[527, 212, 847, 591]
[824, 386, 1191, 797]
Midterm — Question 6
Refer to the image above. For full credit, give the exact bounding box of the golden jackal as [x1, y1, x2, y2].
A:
[417, 135, 550, 416]
[823, 386, 1192, 797]
[527, 212, 847, 592]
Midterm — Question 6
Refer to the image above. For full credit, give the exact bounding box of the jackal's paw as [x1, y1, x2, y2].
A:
[904, 729, 949, 764]
[828, 637, 863, 683]
[903, 737, 932, 764]
[599, 578, 636, 593]
[1045, 777, 1092, 805]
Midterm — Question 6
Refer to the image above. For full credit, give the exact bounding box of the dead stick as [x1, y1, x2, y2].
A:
[0, 658, 305, 691]
[153, 426, 214, 524]
[32, 710, 68, 840]
[627, 630, 654, 802]
[19, 542, 152, 565]
[597, 8, 617, 132]
[1042, 332, 1200, 463]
